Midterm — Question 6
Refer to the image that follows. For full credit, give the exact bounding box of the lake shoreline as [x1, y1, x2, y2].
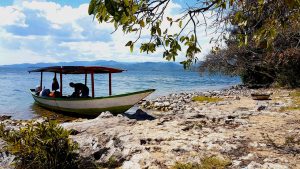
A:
[1, 86, 299, 168]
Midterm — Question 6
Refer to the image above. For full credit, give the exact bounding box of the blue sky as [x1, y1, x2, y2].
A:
[0, 0, 213, 65]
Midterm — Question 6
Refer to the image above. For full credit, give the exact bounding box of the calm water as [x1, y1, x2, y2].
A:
[0, 67, 240, 119]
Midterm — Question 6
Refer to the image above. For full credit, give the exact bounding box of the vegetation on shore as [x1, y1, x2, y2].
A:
[280, 90, 300, 112]
[171, 156, 231, 169]
[0, 121, 79, 169]
[192, 96, 223, 103]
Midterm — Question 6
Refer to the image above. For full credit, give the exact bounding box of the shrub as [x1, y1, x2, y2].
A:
[279, 90, 300, 112]
[0, 121, 79, 169]
[171, 156, 231, 169]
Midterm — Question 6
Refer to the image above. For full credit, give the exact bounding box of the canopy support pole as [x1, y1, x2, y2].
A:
[91, 72, 95, 98]
[84, 73, 87, 86]
[40, 72, 43, 89]
[60, 70, 62, 96]
[109, 73, 112, 95]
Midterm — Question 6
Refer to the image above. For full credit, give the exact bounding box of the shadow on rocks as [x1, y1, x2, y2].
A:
[123, 109, 156, 121]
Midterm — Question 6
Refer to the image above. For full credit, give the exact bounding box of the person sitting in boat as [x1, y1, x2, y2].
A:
[69, 82, 89, 98]
[52, 74, 59, 91]
[50, 74, 60, 97]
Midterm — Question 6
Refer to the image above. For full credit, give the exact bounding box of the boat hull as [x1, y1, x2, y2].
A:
[31, 89, 155, 116]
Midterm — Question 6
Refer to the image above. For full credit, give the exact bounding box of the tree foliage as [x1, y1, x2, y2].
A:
[200, 0, 300, 87]
[88, 0, 299, 68]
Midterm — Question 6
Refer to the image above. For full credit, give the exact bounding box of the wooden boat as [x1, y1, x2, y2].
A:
[251, 93, 271, 100]
[29, 66, 155, 116]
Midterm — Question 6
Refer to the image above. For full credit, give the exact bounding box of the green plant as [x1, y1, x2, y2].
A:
[171, 162, 201, 169]
[192, 96, 223, 103]
[0, 121, 79, 169]
[280, 90, 300, 112]
[99, 156, 123, 169]
[200, 156, 231, 169]
[171, 156, 231, 169]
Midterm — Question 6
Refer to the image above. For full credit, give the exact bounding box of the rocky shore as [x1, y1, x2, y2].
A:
[1, 86, 299, 169]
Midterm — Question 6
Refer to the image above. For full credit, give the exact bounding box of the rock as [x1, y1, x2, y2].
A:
[126, 109, 155, 121]
[0, 115, 11, 121]
[249, 142, 258, 148]
[217, 101, 228, 106]
[240, 153, 255, 160]
[232, 160, 242, 166]
[122, 161, 141, 169]
[244, 161, 262, 169]
[97, 111, 113, 118]
[117, 114, 124, 118]
[262, 163, 288, 169]
[235, 119, 248, 125]
[257, 105, 267, 111]
[163, 102, 170, 107]
[0, 151, 15, 169]
[153, 102, 163, 108]
[220, 142, 238, 153]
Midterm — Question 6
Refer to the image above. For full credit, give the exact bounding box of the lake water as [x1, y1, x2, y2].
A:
[0, 67, 240, 119]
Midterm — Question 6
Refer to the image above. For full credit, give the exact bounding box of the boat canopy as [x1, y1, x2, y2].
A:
[29, 66, 124, 97]
[28, 66, 124, 74]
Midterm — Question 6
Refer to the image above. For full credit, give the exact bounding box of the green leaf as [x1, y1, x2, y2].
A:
[179, 20, 182, 28]
[180, 36, 185, 42]
[130, 44, 134, 53]
[139, 20, 145, 27]
[124, 0, 129, 6]
[157, 27, 162, 36]
[88, 0, 96, 15]
[132, 4, 139, 13]
[125, 41, 132, 46]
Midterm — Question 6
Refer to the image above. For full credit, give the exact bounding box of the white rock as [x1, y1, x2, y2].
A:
[98, 111, 113, 118]
[262, 163, 288, 169]
[163, 102, 170, 107]
[240, 153, 255, 160]
[122, 161, 141, 169]
[243, 161, 262, 169]
[249, 142, 258, 148]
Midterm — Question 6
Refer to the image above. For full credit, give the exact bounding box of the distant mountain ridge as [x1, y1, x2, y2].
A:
[1, 60, 186, 71]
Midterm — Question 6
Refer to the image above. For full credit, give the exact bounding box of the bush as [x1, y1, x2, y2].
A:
[171, 156, 231, 169]
[0, 121, 79, 169]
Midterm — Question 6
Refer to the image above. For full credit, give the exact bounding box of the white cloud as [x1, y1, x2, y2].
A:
[0, 6, 26, 26]
[0, 0, 216, 65]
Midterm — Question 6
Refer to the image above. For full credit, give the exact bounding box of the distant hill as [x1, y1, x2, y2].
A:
[0, 60, 188, 71]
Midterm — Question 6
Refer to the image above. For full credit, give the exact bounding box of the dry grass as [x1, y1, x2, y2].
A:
[192, 96, 223, 103]
[171, 156, 231, 169]
[280, 90, 300, 112]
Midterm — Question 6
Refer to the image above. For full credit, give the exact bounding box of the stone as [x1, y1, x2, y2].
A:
[153, 102, 163, 108]
[262, 163, 288, 169]
[249, 142, 258, 148]
[240, 153, 255, 160]
[235, 119, 248, 125]
[97, 111, 113, 118]
[126, 109, 155, 121]
[257, 105, 267, 111]
[244, 161, 262, 169]
[0, 115, 11, 121]
[163, 102, 170, 107]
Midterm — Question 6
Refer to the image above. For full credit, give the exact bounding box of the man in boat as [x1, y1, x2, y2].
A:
[50, 74, 60, 97]
[52, 74, 59, 91]
[69, 82, 89, 98]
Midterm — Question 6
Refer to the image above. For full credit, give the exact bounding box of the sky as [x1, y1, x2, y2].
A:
[0, 0, 214, 65]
